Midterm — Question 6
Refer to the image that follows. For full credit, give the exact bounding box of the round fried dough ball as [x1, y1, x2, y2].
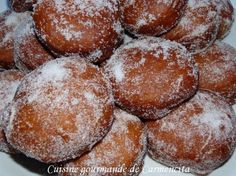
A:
[60, 108, 147, 176]
[33, 0, 123, 63]
[3, 57, 114, 163]
[217, 0, 234, 39]
[162, 0, 220, 54]
[14, 14, 54, 73]
[147, 91, 236, 175]
[120, 0, 187, 36]
[193, 41, 236, 105]
[104, 37, 198, 120]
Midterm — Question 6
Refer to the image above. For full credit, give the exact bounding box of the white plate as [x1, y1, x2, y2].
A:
[0, 1, 236, 176]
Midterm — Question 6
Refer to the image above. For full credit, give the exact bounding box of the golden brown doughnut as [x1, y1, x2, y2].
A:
[33, 0, 123, 63]
[103, 37, 198, 120]
[3, 57, 114, 163]
[193, 41, 236, 105]
[0, 10, 29, 69]
[217, 0, 234, 39]
[162, 0, 220, 54]
[0, 70, 25, 153]
[119, 0, 187, 36]
[14, 14, 54, 73]
[60, 108, 147, 176]
[9, 0, 37, 12]
[147, 91, 236, 175]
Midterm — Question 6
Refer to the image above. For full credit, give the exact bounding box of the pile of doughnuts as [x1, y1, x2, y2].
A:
[0, 0, 235, 175]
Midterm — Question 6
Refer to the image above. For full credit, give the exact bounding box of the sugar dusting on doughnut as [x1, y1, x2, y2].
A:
[52, 0, 116, 40]
[33, 0, 124, 63]
[217, 0, 234, 39]
[108, 38, 198, 84]
[197, 41, 236, 83]
[124, 34, 133, 44]
[120, 0, 187, 36]
[193, 41, 236, 105]
[147, 91, 236, 175]
[0, 11, 30, 68]
[0, 70, 25, 153]
[162, 0, 220, 54]
[13, 15, 35, 72]
[0, 70, 25, 115]
[14, 14, 54, 72]
[3, 57, 114, 163]
[0, 11, 29, 47]
[61, 108, 147, 176]
[0, 105, 17, 153]
[104, 37, 198, 119]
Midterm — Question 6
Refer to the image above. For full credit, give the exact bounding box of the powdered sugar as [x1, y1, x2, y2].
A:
[124, 34, 133, 44]
[5, 12, 19, 26]
[111, 60, 125, 82]
[104, 37, 198, 119]
[13, 14, 54, 72]
[4, 57, 114, 163]
[0, 11, 29, 46]
[190, 93, 234, 139]
[38, 59, 69, 81]
[217, 0, 235, 39]
[0, 70, 25, 153]
[163, 0, 221, 54]
[191, 110, 233, 138]
[147, 91, 236, 175]
[0, 70, 25, 115]
[194, 41, 236, 104]
[136, 13, 156, 28]
[120, 0, 186, 36]
[33, 0, 123, 62]
[61, 108, 147, 176]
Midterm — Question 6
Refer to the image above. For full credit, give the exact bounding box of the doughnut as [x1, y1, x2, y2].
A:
[33, 0, 123, 63]
[0, 10, 29, 69]
[162, 0, 220, 54]
[193, 41, 236, 105]
[9, 0, 37, 12]
[120, 0, 187, 36]
[0, 70, 25, 153]
[103, 37, 198, 120]
[217, 0, 234, 39]
[147, 91, 236, 175]
[14, 14, 54, 73]
[60, 108, 147, 176]
[3, 57, 114, 163]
